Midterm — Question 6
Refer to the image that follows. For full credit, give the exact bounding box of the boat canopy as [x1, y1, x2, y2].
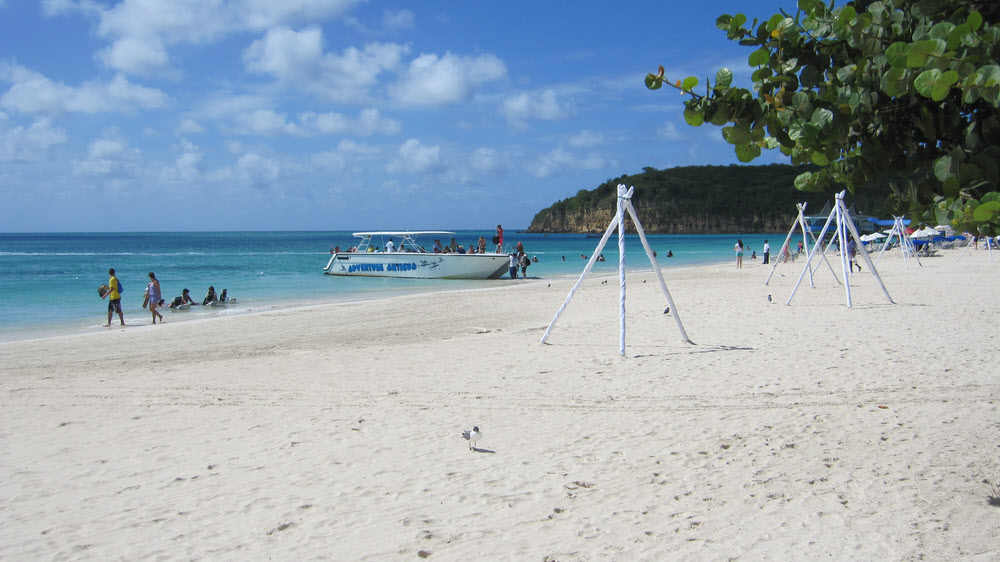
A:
[351, 231, 455, 237]
[350, 231, 457, 253]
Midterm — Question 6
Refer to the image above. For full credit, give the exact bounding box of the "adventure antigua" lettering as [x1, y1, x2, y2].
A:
[348, 262, 418, 273]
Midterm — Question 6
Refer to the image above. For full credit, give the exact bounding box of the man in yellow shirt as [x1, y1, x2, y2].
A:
[102, 268, 125, 326]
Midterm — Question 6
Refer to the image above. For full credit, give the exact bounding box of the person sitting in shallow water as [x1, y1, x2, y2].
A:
[203, 286, 218, 305]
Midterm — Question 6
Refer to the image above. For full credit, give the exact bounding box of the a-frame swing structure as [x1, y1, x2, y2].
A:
[540, 184, 692, 355]
[787, 191, 895, 308]
[765, 202, 841, 287]
[956, 231, 997, 262]
[874, 216, 922, 269]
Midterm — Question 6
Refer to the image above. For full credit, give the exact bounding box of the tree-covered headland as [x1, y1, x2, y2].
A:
[526, 164, 891, 233]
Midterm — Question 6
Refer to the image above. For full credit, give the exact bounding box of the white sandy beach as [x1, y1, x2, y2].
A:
[2, 249, 999, 560]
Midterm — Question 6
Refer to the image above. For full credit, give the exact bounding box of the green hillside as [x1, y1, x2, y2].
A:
[527, 164, 893, 233]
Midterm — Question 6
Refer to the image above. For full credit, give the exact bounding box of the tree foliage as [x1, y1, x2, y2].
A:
[646, 0, 1000, 235]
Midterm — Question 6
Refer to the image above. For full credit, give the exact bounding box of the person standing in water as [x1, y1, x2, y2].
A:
[734, 239, 744, 269]
[147, 272, 164, 324]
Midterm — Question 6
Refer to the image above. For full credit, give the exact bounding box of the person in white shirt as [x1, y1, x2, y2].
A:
[385, 238, 395, 253]
[763, 240, 770, 264]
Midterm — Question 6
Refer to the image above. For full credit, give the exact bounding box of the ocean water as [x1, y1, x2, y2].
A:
[0, 231, 778, 342]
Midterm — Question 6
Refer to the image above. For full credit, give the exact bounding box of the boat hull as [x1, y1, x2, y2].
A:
[324, 252, 509, 279]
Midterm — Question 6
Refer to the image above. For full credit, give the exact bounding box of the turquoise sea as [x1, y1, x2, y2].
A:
[0, 231, 780, 342]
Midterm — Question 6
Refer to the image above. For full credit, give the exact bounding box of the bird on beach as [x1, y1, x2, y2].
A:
[462, 426, 482, 450]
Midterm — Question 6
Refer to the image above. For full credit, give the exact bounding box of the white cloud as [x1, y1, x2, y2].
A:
[382, 9, 415, 31]
[567, 129, 605, 148]
[468, 147, 507, 174]
[48, 0, 363, 75]
[657, 121, 684, 140]
[530, 147, 609, 178]
[243, 26, 325, 82]
[235, 152, 280, 186]
[0, 63, 168, 115]
[98, 36, 172, 77]
[72, 133, 142, 178]
[313, 139, 382, 169]
[300, 108, 401, 136]
[387, 138, 440, 173]
[162, 139, 203, 181]
[244, 28, 408, 102]
[394, 52, 507, 106]
[337, 139, 381, 157]
[176, 118, 204, 135]
[0, 114, 68, 162]
[234, 109, 306, 136]
[501, 89, 572, 126]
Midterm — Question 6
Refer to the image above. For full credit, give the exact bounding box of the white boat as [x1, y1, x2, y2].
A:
[323, 231, 509, 279]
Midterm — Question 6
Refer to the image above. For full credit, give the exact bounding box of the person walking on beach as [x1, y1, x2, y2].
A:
[102, 268, 125, 326]
[847, 237, 861, 273]
[147, 272, 164, 324]
[735, 239, 744, 268]
[763, 240, 770, 264]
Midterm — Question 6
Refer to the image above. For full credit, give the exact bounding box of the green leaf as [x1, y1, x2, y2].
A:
[914, 68, 942, 98]
[931, 70, 958, 101]
[886, 42, 908, 68]
[800, 64, 820, 87]
[934, 154, 953, 182]
[681, 76, 699, 91]
[967, 11, 983, 31]
[792, 91, 812, 115]
[810, 107, 833, 128]
[722, 125, 752, 145]
[683, 107, 704, 126]
[973, 200, 1000, 221]
[793, 171, 814, 191]
[836, 65, 856, 84]
[906, 40, 940, 68]
[943, 176, 960, 198]
[708, 103, 731, 126]
[929, 22, 954, 42]
[748, 48, 770, 67]
[982, 192, 1000, 204]
[735, 142, 761, 162]
[645, 74, 663, 90]
[946, 23, 971, 50]
[715, 68, 733, 89]
[881, 67, 906, 97]
[811, 151, 830, 166]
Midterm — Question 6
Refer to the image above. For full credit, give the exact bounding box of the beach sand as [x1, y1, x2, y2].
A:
[2, 250, 999, 559]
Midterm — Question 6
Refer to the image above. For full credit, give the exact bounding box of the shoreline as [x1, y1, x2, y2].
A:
[0, 258, 727, 345]
[3, 249, 998, 558]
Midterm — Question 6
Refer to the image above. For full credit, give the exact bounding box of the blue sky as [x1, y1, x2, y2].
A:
[1, 0, 795, 232]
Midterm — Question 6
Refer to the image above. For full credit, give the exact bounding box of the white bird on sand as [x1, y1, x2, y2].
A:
[462, 426, 482, 450]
